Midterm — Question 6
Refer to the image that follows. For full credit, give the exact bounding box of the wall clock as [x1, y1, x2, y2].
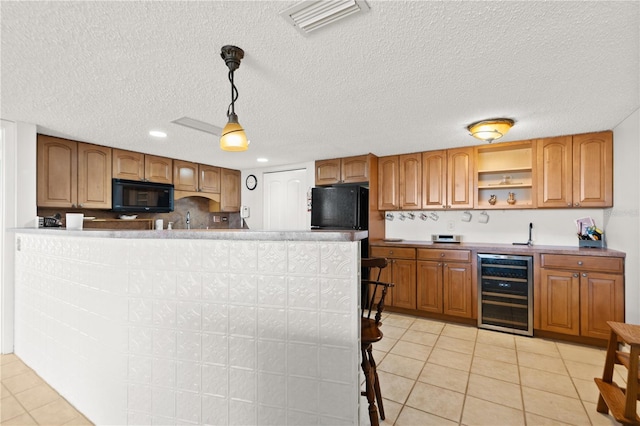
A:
[245, 174, 257, 190]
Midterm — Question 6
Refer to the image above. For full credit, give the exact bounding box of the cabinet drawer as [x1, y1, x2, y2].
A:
[417, 248, 471, 262]
[370, 246, 416, 259]
[540, 254, 623, 274]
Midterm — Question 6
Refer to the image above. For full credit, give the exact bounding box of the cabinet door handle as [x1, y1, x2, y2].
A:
[573, 273, 579, 278]
[582, 273, 588, 277]
[574, 202, 580, 207]
[567, 203, 572, 206]
[444, 263, 448, 267]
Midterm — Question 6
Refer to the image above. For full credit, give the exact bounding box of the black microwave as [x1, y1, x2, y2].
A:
[112, 179, 174, 213]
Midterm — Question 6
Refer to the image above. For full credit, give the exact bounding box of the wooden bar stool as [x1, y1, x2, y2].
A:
[594, 321, 640, 425]
[361, 258, 393, 426]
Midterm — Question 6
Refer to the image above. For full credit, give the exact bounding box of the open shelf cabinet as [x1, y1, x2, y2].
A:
[475, 141, 536, 209]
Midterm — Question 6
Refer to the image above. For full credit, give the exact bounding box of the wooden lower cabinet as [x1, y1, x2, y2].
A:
[388, 259, 416, 309]
[580, 272, 624, 339]
[443, 262, 473, 318]
[417, 249, 473, 318]
[417, 261, 442, 313]
[540, 269, 580, 335]
[539, 254, 624, 340]
[370, 246, 416, 309]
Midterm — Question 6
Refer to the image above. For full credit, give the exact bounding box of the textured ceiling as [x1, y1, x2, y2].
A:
[2, 1, 638, 171]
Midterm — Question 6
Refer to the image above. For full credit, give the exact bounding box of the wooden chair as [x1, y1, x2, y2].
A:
[361, 257, 393, 426]
[594, 321, 640, 425]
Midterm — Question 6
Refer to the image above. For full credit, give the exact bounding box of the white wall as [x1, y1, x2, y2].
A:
[1, 120, 37, 353]
[606, 108, 640, 323]
[240, 161, 315, 230]
[384, 208, 605, 246]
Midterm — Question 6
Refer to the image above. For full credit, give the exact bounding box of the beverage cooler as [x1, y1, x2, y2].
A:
[477, 254, 533, 336]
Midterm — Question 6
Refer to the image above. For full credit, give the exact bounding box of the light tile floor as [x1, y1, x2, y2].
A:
[360, 312, 635, 426]
[0, 353, 92, 425]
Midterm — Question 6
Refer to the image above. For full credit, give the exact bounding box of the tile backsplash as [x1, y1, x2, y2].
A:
[38, 196, 246, 230]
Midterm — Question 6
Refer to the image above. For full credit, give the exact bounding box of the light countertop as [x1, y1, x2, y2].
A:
[12, 227, 368, 242]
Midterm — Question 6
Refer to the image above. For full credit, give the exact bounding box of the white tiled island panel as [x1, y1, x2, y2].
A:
[14, 232, 363, 425]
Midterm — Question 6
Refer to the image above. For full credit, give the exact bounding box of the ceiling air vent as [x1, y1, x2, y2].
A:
[280, 0, 370, 35]
[171, 117, 223, 136]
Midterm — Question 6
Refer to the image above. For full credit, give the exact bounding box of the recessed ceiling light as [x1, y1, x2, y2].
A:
[149, 130, 167, 138]
[257, 158, 268, 163]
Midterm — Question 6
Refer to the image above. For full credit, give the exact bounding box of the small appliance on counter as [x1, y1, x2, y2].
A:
[42, 214, 62, 227]
[431, 234, 461, 243]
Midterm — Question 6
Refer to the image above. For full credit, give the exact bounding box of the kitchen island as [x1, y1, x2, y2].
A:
[12, 228, 367, 425]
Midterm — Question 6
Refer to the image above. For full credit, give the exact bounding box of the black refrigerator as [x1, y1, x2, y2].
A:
[311, 185, 368, 257]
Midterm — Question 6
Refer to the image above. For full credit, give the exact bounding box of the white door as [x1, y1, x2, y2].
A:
[263, 169, 309, 230]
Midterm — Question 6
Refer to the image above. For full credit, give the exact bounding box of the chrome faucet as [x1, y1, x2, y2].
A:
[186, 211, 191, 229]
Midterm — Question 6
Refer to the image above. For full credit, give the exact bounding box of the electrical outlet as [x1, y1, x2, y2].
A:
[447, 220, 455, 231]
[213, 216, 221, 223]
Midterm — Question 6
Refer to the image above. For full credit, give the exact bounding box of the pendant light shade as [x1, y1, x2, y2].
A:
[467, 118, 514, 143]
[220, 113, 248, 151]
[219, 45, 248, 152]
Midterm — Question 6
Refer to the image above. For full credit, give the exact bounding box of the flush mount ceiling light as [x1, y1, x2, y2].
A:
[219, 45, 248, 152]
[467, 118, 515, 143]
[280, 0, 370, 35]
[149, 130, 167, 138]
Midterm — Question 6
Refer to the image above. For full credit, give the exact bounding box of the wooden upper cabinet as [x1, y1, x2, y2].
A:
[315, 154, 370, 185]
[77, 143, 112, 208]
[536, 131, 613, 208]
[37, 135, 111, 209]
[447, 147, 474, 209]
[145, 154, 173, 184]
[220, 168, 241, 212]
[112, 149, 145, 181]
[341, 155, 369, 183]
[173, 160, 199, 191]
[422, 150, 447, 209]
[37, 135, 78, 208]
[573, 131, 613, 208]
[199, 165, 221, 194]
[536, 136, 573, 208]
[113, 149, 172, 183]
[378, 155, 399, 210]
[315, 158, 341, 185]
[399, 153, 421, 209]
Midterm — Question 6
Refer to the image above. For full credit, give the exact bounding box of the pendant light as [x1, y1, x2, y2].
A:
[467, 118, 514, 143]
[220, 45, 248, 151]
